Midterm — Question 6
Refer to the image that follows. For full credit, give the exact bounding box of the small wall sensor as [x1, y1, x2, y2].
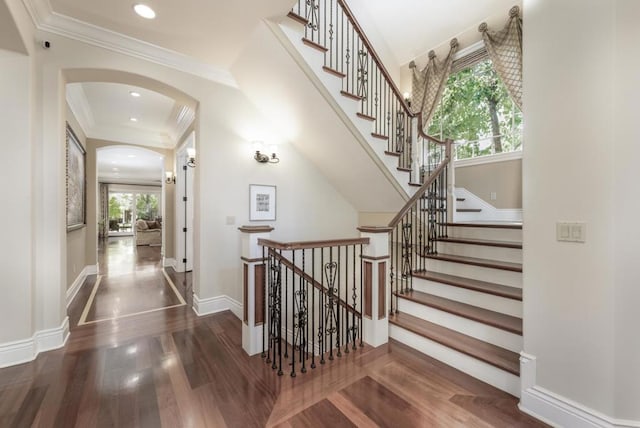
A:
[42, 41, 51, 49]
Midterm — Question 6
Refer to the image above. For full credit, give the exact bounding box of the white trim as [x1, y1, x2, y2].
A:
[519, 352, 640, 428]
[21, 0, 237, 88]
[66, 264, 97, 307]
[454, 187, 523, 222]
[192, 294, 242, 320]
[454, 150, 522, 168]
[453, 40, 485, 61]
[0, 317, 70, 368]
[163, 257, 177, 270]
[65, 83, 95, 136]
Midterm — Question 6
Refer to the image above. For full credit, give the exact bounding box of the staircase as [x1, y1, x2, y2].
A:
[390, 222, 523, 396]
[264, 0, 524, 398]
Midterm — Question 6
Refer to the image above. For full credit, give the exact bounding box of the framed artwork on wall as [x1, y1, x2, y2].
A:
[66, 123, 86, 231]
[249, 184, 276, 221]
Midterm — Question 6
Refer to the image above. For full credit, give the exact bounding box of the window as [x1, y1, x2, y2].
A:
[428, 55, 522, 160]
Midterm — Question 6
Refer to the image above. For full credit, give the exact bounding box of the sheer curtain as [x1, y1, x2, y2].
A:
[99, 183, 108, 239]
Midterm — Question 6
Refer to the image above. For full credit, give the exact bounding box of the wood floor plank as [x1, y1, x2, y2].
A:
[0, 236, 545, 428]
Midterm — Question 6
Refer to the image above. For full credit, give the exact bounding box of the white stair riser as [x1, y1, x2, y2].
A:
[447, 227, 522, 242]
[425, 258, 522, 288]
[412, 278, 522, 318]
[390, 325, 520, 397]
[397, 298, 522, 353]
[437, 242, 522, 264]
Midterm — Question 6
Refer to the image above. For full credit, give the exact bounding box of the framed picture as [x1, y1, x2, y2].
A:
[249, 184, 276, 221]
[66, 123, 86, 231]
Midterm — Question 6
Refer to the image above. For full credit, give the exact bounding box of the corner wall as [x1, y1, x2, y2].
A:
[522, 0, 640, 423]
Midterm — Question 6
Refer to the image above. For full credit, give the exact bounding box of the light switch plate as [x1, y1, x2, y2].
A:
[490, 192, 497, 201]
[557, 222, 586, 243]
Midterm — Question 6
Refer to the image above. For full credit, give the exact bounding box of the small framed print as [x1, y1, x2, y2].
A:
[249, 184, 276, 221]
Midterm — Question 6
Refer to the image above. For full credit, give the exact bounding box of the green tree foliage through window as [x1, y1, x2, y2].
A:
[427, 59, 522, 159]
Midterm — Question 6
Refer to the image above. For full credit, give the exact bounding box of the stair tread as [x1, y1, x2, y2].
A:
[413, 270, 522, 300]
[456, 198, 466, 201]
[287, 11, 308, 25]
[301, 37, 328, 52]
[397, 166, 411, 172]
[442, 222, 522, 230]
[384, 151, 401, 157]
[340, 90, 363, 101]
[356, 112, 376, 121]
[395, 290, 522, 335]
[371, 132, 389, 140]
[424, 253, 523, 272]
[435, 237, 522, 249]
[322, 66, 346, 78]
[408, 182, 422, 187]
[456, 208, 482, 212]
[389, 312, 520, 375]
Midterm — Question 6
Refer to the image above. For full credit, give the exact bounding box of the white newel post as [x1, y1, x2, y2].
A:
[358, 226, 392, 347]
[239, 225, 273, 356]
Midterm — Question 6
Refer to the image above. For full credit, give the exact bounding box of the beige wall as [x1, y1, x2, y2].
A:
[358, 212, 395, 227]
[86, 139, 175, 266]
[455, 157, 522, 209]
[65, 104, 88, 289]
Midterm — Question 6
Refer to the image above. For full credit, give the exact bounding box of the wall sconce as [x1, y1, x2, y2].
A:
[186, 147, 196, 168]
[165, 171, 176, 184]
[403, 92, 411, 107]
[253, 141, 279, 164]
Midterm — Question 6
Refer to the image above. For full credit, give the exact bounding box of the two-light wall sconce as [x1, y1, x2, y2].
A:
[165, 171, 176, 184]
[253, 141, 279, 164]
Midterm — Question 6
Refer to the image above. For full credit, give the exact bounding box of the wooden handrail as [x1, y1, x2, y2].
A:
[258, 237, 369, 251]
[267, 248, 361, 317]
[336, 0, 414, 118]
[388, 140, 452, 228]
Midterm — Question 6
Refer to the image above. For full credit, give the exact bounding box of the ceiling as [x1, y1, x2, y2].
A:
[66, 82, 195, 148]
[359, 0, 518, 65]
[49, 0, 295, 69]
[97, 146, 164, 184]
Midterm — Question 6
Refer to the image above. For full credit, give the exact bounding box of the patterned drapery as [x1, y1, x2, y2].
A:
[479, 6, 523, 109]
[409, 39, 459, 133]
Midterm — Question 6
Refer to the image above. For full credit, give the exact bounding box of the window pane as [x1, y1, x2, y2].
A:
[108, 192, 133, 232]
[135, 194, 159, 220]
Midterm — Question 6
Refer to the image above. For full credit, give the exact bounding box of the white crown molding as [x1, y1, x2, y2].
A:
[22, 0, 237, 88]
[65, 83, 95, 135]
[167, 103, 195, 143]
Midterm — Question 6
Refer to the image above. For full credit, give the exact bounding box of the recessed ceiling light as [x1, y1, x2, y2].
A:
[127, 154, 136, 158]
[113, 168, 119, 171]
[134, 4, 156, 19]
[130, 117, 138, 122]
[129, 91, 141, 97]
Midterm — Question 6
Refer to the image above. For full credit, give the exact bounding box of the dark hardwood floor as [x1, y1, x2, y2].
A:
[0, 238, 546, 427]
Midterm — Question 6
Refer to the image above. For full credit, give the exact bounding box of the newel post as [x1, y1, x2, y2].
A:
[358, 226, 392, 347]
[238, 225, 273, 356]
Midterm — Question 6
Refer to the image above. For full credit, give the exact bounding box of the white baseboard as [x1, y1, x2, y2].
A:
[519, 352, 640, 428]
[0, 317, 70, 368]
[163, 257, 177, 270]
[192, 294, 242, 320]
[454, 187, 523, 222]
[66, 265, 97, 308]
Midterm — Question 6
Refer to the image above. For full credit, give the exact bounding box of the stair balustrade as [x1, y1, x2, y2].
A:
[257, 237, 368, 376]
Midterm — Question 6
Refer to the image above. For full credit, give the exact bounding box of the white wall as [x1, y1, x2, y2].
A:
[523, 0, 640, 422]
[0, 49, 33, 343]
[613, 0, 640, 420]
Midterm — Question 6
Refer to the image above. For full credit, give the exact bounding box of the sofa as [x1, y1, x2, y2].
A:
[135, 219, 162, 246]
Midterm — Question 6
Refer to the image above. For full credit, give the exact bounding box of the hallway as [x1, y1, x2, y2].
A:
[75, 237, 187, 325]
[0, 237, 545, 427]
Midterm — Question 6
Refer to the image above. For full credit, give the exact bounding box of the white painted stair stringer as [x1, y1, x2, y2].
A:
[411, 278, 523, 318]
[390, 325, 520, 397]
[397, 298, 523, 353]
[268, 18, 414, 198]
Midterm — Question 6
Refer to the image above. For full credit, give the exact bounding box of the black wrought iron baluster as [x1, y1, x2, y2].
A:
[351, 244, 357, 350]
[291, 250, 297, 377]
[359, 243, 364, 347]
[336, 246, 341, 357]
[262, 245, 266, 358]
[301, 249, 307, 373]
[277, 250, 284, 374]
[325, 248, 338, 360]
[311, 248, 316, 369]
[319, 248, 325, 364]
[284, 251, 289, 360]
[344, 245, 349, 353]
[401, 220, 412, 293]
[305, 0, 319, 41]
